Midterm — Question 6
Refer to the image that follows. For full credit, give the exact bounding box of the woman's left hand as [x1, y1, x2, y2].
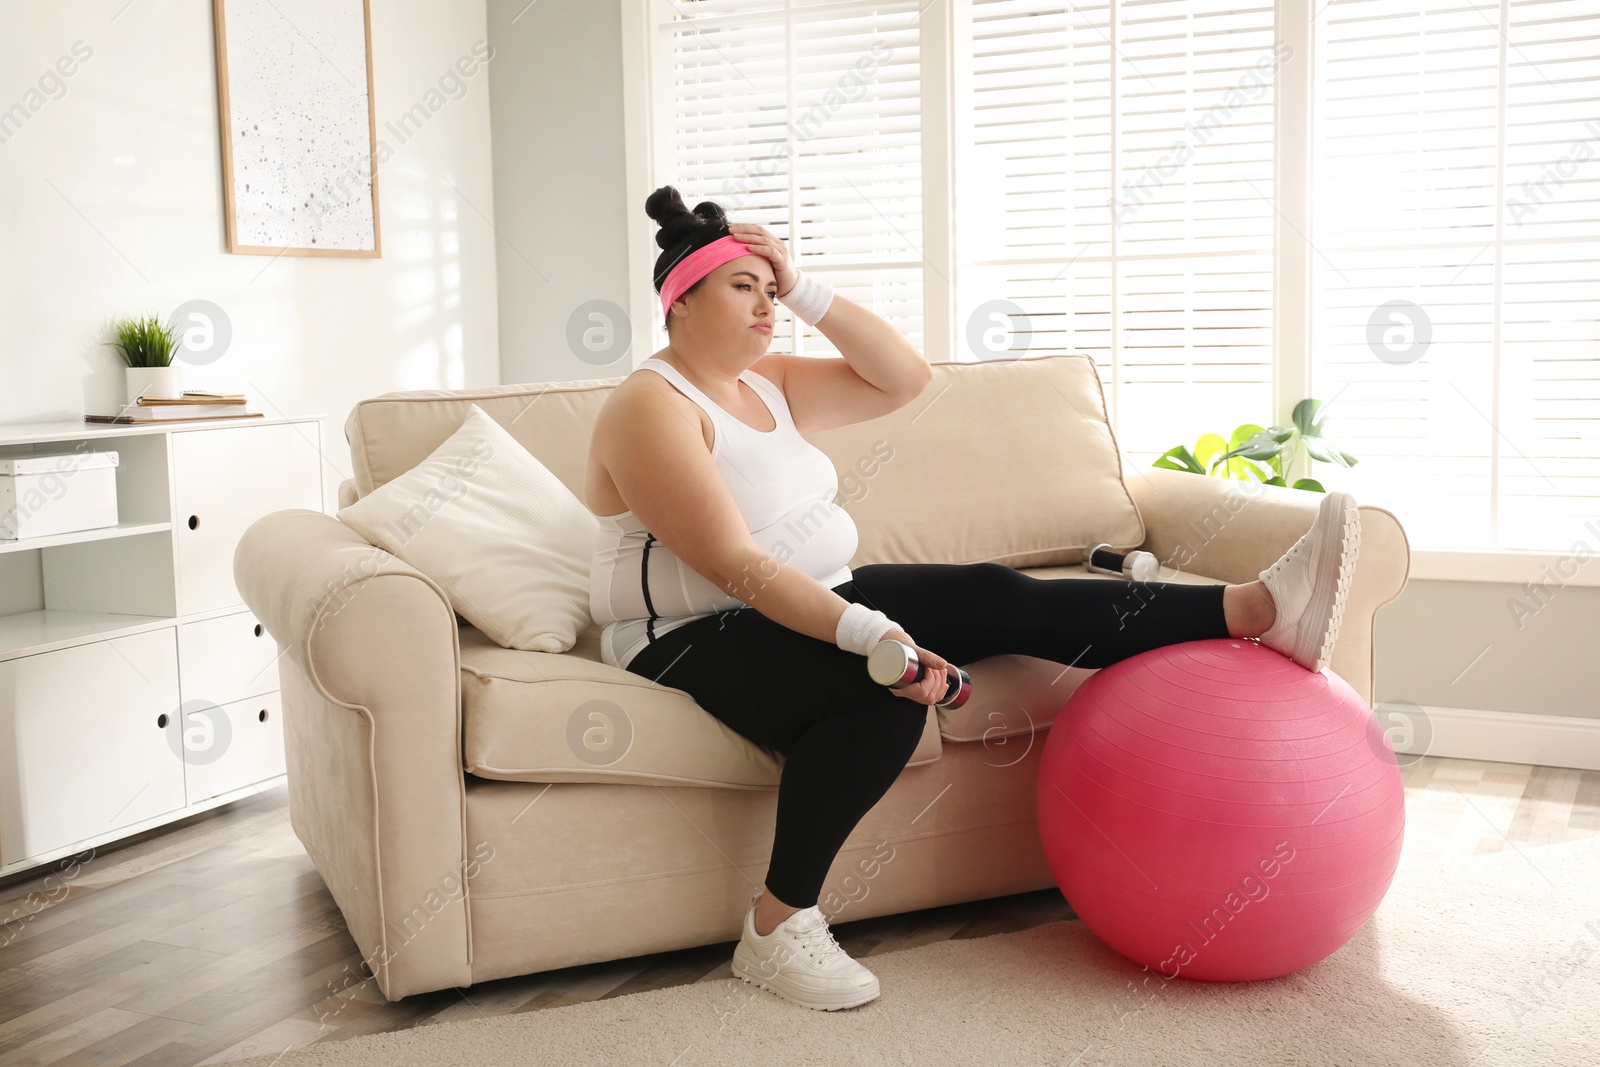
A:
[728, 222, 799, 300]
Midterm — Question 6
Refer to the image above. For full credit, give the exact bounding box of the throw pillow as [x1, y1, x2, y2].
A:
[335, 403, 597, 652]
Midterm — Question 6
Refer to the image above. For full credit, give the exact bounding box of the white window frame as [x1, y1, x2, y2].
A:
[618, 0, 1588, 583]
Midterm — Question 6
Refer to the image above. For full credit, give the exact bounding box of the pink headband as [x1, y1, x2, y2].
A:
[659, 234, 758, 319]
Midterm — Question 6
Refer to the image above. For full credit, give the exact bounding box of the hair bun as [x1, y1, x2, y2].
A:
[646, 185, 729, 251]
[691, 200, 728, 228]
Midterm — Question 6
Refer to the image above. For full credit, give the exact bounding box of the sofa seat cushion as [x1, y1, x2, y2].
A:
[459, 622, 943, 790]
[459, 562, 1228, 788]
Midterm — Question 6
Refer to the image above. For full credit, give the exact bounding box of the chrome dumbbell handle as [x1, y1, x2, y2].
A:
[866, 639, 972, 709]
[1085, 542, 1160, 582]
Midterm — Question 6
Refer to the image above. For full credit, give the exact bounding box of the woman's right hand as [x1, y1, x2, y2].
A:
[880, 627, 953, 705]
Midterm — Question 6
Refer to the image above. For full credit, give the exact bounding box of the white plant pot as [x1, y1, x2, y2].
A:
[125, 365, 185, 404]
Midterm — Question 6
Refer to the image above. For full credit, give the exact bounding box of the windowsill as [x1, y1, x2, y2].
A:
[1408, 549, 1600, 588]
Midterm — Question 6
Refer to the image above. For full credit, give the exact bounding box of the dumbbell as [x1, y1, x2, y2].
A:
[867, 639, 972, 709]
[1084, 542, 1161, 582]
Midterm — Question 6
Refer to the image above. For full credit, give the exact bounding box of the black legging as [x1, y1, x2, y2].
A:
[623, 562, 1232, 911]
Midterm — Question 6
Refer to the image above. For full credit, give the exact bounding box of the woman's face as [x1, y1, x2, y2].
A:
[672, 254, 777, 352]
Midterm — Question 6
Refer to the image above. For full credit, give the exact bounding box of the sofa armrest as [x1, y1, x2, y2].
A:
[234, 508, 461, 704]
[1126, 467, 1411, 706]
[234, 508, 471, 999]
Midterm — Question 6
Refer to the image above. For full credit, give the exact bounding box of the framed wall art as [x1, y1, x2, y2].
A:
[212, 0, 381, 257]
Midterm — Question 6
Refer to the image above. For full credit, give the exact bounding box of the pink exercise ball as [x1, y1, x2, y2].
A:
[1036, 637, 1405, 982]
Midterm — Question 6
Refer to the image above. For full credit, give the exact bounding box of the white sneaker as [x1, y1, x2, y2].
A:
[730, 892, 881, 1011]
[1255, 490, 1361, 672]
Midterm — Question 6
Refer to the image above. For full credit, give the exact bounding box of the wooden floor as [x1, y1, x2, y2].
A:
[1, 754, 1596, 1066]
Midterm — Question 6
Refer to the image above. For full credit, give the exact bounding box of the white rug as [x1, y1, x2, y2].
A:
[228, 834, 1600, 1066]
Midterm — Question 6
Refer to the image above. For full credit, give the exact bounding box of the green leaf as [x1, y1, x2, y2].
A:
[1152, 445, 1205, 474]
[1229, 423, 1265, 450]
[1292, 398, 1321, 436]
[1323, 439, 1359, 468]
[1214, 454, 1272, 481]
[1233, 428, 1286, 461]
[108, 313, 178, 368]
[1161, 402, 1358, 484]
[1235, 457, 1273, 481]
[1193, 433, 1229, 472]
[1303, 437, 1337, 464]
[1304, 437, 1358, 468]
[1208, 425, 1270, 474]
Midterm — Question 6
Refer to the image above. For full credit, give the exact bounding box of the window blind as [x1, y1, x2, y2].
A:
[657, 0, 1278, 461]
[1311, 0, 1600, 551]
[648, 0, 1594, 554]
[658, 0, 924, 357]
[956, 0, 1280, 462]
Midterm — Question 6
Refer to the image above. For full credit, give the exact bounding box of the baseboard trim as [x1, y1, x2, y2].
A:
[1389, 703, 1600, 772]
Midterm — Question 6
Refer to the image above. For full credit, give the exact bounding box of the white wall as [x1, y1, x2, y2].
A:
[0, 0, 502, 513]
[1376, 580, 1599, 720]
[485, 0, 635, 385]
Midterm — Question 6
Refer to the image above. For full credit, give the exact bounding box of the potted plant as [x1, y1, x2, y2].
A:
[108, 314, 184, 404]
[1152, 398, 1358, 492]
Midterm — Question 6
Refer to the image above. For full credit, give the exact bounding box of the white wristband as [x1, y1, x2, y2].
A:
[836, 601, 900, 657]
[778, 268, 834, 327]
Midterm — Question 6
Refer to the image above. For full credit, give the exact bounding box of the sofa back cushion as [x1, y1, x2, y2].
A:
[806, 353, 1143, 566]
[344, 352, 1143, 569]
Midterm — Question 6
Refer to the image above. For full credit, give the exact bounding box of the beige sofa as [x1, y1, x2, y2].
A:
[233, 353, 1410, 1002]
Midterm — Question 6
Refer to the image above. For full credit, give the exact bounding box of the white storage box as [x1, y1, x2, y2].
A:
[0, 450, 120, 540]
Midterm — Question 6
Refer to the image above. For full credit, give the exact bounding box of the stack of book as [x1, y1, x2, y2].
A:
[86, 390, 264, 424]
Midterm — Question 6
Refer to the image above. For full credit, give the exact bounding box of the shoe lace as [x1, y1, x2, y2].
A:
[789, 912, 845, 961]
[1264, 530, 1312, 582]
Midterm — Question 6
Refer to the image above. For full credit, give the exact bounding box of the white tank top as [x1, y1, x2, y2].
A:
[589, 358, 858, 670]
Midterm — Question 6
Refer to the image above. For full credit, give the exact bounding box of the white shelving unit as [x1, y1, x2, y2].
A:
[0, 415, 325, 879]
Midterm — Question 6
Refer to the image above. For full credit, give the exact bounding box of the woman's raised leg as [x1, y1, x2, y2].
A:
[842, 562, 1239, 670]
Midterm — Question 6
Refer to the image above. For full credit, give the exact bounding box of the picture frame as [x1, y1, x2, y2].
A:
[211, 0, 382, 257]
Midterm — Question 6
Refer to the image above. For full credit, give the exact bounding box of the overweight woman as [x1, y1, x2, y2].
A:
[585, 185, 1361, 1012]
